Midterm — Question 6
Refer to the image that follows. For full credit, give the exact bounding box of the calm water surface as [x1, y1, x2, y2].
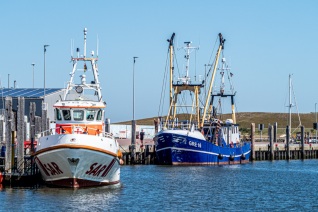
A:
[2, 160, 318, 211]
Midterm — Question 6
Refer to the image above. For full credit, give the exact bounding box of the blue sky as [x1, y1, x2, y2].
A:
[1, 1, 318, 123]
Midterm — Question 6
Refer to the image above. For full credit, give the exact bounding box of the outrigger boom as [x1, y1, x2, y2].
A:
[200, 33, 225, 128]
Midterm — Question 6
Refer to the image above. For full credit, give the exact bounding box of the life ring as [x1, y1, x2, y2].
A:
[218, 153, 223, 160]
[229, 155, 234, 161]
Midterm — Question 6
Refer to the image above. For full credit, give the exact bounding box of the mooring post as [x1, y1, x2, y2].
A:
[154, 118, 159, 134]
[41, 103, 48, 136]
[11, 131, 16, 172]
[273, 122, 277, 143]
[301, 125, 305, 159]
[268, 124, 274, 160]
[273, 122, 277, 159]
[29, 102, 36, 154]
[131, 120, 136, 164]
[0, 119, 4, 144]
[5, 97, 12, 173]
[17, 97, 25, 174]
[286, 126, 290, 160]
[29, 102, 36, 175]
[251, 123, 255, 161]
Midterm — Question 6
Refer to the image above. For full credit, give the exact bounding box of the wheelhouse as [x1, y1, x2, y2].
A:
[55, 108, 103, 122]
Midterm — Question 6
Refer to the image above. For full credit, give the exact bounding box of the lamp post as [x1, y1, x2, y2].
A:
[44, 45, 49, 101]
[31, 63, 35, 88]
[131, 56, 138, 163]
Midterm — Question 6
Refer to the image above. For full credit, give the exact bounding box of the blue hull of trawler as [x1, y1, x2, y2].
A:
[155, 132, 251, 165]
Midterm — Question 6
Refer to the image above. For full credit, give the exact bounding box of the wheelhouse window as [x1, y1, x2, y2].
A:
[86, 110, 96, 120]
[56, 109, 62, 121]
[62, 110, 71, 120]
[96, 109, 103, 121]
[73, 110, 84, 121]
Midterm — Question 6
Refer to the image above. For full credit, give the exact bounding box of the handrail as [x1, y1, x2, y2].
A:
[39, 127, 114, 139]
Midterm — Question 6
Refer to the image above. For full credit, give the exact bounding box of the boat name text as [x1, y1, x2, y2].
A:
[42, 162, 64, 176]
[189, 141, 201, 148]
[85, 163, 109, 177]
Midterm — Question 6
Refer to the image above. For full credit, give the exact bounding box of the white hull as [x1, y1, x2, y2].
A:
[34, 134, 120, 188]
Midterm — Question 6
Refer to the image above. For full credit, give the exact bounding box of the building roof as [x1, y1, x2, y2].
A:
[0, 88, 63, 98]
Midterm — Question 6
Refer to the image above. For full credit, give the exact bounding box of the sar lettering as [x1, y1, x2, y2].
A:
[86, 163, 108, 177]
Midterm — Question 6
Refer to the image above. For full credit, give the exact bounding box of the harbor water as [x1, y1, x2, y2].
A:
[2, 160, 318, 211]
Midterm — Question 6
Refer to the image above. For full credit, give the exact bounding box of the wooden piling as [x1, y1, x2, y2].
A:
[11, 131, 16, 171]
[301, 126, 305, 159]
[131, 120, 136, 164]
[251, 123, 255, 161]
[268, 124, 274, 160]
[41, 105, 47, 136]
[29, 102, 36, 153]
[273, 122, 277, 143]
[286, 126, 290, 160]
[5, 97, 12, 173]
[17, 97, 25, 173]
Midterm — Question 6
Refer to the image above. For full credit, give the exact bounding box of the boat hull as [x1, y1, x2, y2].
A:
[34, 134, 120, 188]
[155, 130, 251, 165]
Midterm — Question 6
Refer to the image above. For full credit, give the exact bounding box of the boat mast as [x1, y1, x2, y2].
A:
[200, 33, 225, 128]
[164, 33, 201, 129]
[218, 57, 236, 124]
[84, 28, 87, 58]
[288, 74, 292, 138]
[63, 28, 102, 102]
[169, 33, 175, 110]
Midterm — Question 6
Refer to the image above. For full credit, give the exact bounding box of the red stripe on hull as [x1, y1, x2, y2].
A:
[45, 178, 120, 188]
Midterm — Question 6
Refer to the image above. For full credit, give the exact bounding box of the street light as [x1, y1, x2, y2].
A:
[44, 45, 49, 101]
[131, 56, 138, 163]
[133, 56, 138, 121]
[31, 63, 35, 88]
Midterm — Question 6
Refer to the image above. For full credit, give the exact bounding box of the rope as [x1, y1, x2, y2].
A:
[291, 80, 302, 127]
[158, 48, 170, 117]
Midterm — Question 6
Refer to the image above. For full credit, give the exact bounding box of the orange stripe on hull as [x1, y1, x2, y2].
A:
[54, 106, 105, 109]
[34, 144, 118, 157]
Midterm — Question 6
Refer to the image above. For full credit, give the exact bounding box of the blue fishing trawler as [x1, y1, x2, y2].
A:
[155, 33, 251, 165]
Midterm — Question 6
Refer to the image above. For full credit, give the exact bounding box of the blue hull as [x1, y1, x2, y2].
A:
[155, 132, 251, 165]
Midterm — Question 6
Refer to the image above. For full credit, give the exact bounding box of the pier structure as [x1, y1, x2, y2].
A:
[251, 123, 318, 161]
[0, 96, 49, 186]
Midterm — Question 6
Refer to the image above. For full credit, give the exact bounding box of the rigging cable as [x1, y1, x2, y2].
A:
[206, 36, 219, 78]
[158, 49, 170, 117]
[291, 79, 302, 130]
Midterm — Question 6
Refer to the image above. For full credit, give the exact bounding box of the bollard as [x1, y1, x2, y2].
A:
[301, 126, 305, 159]
[268, 125, 274, 160]
[251, 123, 255, 161]
[286, 126, 290, 160]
